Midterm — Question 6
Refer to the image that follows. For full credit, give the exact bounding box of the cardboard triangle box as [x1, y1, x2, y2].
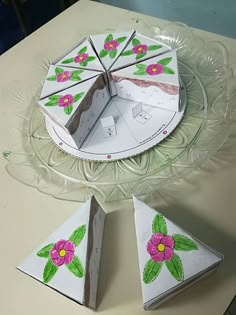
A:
[133, 196, 223, 310]
[56, 38, 104, 72]
[40, 65, 100, 99]
[90, 30, 135, 70]
[17, 197, 106, 310]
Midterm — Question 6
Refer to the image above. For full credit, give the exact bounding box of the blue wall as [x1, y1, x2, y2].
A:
[98, 0, 236, 38]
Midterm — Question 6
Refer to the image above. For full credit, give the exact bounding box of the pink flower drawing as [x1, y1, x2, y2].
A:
[56, 71, 72, 82]
[74, 53, 89, 63]
[58, 94, 74, 107]
[147, 233, 174, 262]
[50, 239, 75, 266]
[146, 64, 163, 76]
[104, 40, 119, 51]
[132, 44, 148, 54]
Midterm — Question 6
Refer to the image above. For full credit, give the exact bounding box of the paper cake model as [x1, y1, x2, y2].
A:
[17, 196, 105, 310]
[56, 38, 104, 71]
[38, 74, 110, 146]
[111, 50, 180, 112]
[133, 196, 223, 310]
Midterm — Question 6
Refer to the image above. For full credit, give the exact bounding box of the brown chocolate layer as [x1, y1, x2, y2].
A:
[66, 74, 106, 134]
[112, 75, 179, 95]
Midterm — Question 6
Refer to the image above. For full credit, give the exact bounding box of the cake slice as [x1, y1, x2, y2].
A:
[56, 38, 104, 71]
[110, 50, 180, 112]
[133, 196, 223, 310]
[38, 74, 110, 147]
[90, 30, 135, 70]
[17, 196, 106, 310]
[110, 33, 171, 71]
[40, 65, 100, 99]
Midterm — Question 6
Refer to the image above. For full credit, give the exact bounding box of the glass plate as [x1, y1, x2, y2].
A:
[3, 22, 236, 202]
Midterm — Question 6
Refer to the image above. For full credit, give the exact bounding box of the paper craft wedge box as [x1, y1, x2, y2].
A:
[56, 38, 104, 71]
[40, 65, 100, 99]
[111, 50, 180, 112]
[133, 196, 223, 310]
[89, 30, 135, 70]
[38, 74, 110, 147]
[17, 196, 105, 310]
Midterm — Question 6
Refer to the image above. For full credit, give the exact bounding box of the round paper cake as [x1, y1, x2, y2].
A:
[39, 30, 186, 161]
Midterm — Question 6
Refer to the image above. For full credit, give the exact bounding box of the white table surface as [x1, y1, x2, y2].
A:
[0, 1, 235, 314]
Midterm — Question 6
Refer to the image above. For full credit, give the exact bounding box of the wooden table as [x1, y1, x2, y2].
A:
[0, 1, 235, 314]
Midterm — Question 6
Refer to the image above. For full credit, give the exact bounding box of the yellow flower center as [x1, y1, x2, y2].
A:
[109, 44, 113, 48]
[152, 68, 157, 72]
[157, 243, 165, 252]
[64, 98, 68, 102]
[79, 56, 83, 60]
[62, 73, 66, 79]
[138, 47, 142, 51]
[59, 249, 66, 257]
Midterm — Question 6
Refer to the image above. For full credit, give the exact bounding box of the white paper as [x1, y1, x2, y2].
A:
[133, 196, 223, 307]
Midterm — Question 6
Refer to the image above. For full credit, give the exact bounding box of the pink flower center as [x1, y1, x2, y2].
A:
[104, 40, 119, 51]
[157, 244, 165, 252]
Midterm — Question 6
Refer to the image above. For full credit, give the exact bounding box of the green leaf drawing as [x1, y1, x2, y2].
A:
[136, 53, 146, 60]
[46, 75, 57, 81]
[121, 50, 133, 56]
[74, 92, 85, 103]
[132, 38, 141, 46]
[43, 259, 58, 283]
[62, 58, 74, 64]
[99, 49, 108, 58]
[135, 63, 146, 70]
[87, 56, 96, 62]
[48, 95, 61, 101]
[78, 46, 87, 54]
[105, 34, 113, 43]
[116, 36, 127, 44]
[80, 61, 88, 66]
[148, 45, 162, 51]
[173, 234, 198, 251]
[55, 67, 64, 75]
[143, 259, 163, 284]
[64, 104, 73, 115]
[109, 49, 117, 59]
[165, 253, 184, 282]
[45, 99, 58, 106]
[70, 75, 81, 81]
[69, 224, 86, 246]
[158, 57, 172, 66]
[163, 66, 175, 74]
[37, 243, 55, 258]
[134, 70, 146, 75]
[152, 214, 168, 235]
[71, 69, 84, 75]
[66, 256, 84, 278]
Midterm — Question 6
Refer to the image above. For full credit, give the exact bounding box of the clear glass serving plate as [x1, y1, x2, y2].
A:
[3, 22, 236, 202]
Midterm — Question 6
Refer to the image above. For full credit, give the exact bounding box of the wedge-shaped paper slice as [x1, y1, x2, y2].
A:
[90, 30, 135, 70]
[133, 196, 223, 310]
[38, 74, 110, 147]
[111, 50, 180, 111]
[40, 65, 100, 99]
[56, 38, 104, 71]
[111, 33, 171, 71]
[17, 197, 105, 310]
